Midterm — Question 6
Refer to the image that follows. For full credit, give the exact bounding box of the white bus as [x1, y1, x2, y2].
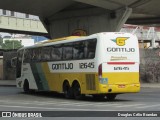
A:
[16, 32, 140, 100]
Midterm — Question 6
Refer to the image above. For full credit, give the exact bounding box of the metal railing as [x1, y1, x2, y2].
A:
[120, 25, 160, 48]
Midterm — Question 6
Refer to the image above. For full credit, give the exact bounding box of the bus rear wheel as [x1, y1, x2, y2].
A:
[72, 81, 84, 99]
[23, 80, 30, 93]
[63, 81, 73, 99]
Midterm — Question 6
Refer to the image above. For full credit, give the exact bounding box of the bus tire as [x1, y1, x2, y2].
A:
[106, 94, 116, 101]
[23, 80, 30, 93]
[63, 81, 73, 99]
[72, 81, 84, 100]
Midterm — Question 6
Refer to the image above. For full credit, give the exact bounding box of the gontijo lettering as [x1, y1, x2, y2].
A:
[52, 63, 73, 70]
[107, 47, 135, 52]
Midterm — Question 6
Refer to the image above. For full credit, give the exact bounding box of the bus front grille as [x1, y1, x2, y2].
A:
[86, 74, 96, 90]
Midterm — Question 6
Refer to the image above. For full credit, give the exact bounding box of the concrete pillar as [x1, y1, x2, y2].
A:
[150, 27, 156, 48]
[110, 7, 132, 32]
[42, 7, 132, 39]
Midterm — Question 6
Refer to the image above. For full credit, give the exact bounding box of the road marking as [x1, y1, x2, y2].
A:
[0, 100, 120, 107]
[0, 100, 94, 105]
[0, 105, 119, 111]
[136, 104, 160, 109]
[0, 100, 121, 107]
[0, 100, 153, 110]
[0, 100, 83, 106]
[75, 103, 121, 107]
[40, 101, 92, 106]
[1, 100, 148, 109]
[115, 104, 145, 108]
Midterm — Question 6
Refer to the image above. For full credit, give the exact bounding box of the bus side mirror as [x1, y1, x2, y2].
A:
[11, 57, 17, 68]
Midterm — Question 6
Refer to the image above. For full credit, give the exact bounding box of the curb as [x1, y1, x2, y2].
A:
[140, 83, 160, 88]
[0, 80, 16, 87]
[141, 86, 160, 88]
[0, 85, 16, 87]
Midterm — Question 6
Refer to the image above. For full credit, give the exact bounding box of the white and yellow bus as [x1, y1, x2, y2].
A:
[16, 32, 140, 100]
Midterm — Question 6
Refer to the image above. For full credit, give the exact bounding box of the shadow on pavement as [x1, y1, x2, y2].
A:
[19, 91, 132, 102]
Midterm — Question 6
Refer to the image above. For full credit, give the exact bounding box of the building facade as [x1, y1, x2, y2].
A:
[0, 9, 39, 20]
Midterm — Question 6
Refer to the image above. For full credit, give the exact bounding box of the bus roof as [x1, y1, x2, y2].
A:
[18, 36, 83, 50]
[18, 32, 133, 50]
[40, 36, 82, 44]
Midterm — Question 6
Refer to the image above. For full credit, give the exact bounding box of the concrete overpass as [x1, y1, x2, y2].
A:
[0, 0, 160, 38]
[0, 15, 47, 36]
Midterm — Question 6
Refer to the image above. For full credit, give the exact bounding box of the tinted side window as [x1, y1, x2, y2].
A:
[51, 45, 62, 61]
[17, 50, 23, 63]
[24, 49, 32, 63]
[85, 39, 97, 59]
[22, 39, 97, 62]
[63, 43, 73, 60]
[73, 39, 97, 59]
[34, 48, 42, 62]
[73, 41, 85, 59]
[41, 47, 52, 61]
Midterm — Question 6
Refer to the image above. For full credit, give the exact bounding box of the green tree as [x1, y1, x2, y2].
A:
[2, 40, 23, 50]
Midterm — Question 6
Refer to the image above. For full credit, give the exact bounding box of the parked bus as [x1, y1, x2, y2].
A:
[16, 32, 140, 100]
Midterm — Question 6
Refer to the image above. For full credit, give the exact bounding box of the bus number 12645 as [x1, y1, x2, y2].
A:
[79, 62, 94, 69]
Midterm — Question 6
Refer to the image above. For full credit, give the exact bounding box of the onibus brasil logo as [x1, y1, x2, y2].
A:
[111, 37, 129, 46]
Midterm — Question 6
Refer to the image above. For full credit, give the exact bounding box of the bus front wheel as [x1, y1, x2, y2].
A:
[23, 80, 30, 93]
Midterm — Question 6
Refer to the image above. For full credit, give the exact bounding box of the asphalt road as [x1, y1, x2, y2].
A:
[0, 86, 160, 120]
